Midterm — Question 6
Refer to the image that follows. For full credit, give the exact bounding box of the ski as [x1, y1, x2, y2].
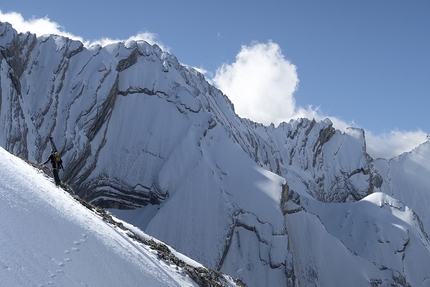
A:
[48, 136, 58, 152]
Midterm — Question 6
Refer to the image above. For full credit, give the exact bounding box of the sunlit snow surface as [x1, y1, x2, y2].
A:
[0, 147, 202, 287]
[287, 192, 430, 286]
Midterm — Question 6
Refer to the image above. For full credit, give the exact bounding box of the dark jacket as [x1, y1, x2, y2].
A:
[42, 153, 63, 170]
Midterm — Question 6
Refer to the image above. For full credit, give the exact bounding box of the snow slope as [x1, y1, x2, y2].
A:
[285, 191, 430, 286]
[374, 140, 430, 233]
[0, 147, 240, 287]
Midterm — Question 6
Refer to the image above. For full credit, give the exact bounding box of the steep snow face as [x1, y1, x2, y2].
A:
[268, 120, 381, 203]
[111, 117, 290, 285]
[285, 192, 430, 287]
[374, 141, 430, 234]
[0, 147, 202, 287]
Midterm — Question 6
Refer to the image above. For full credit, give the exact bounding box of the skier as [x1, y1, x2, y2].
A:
[41, 149, 64, 186]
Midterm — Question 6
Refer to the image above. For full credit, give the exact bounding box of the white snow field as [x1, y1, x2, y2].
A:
[0, 147, 238, 287]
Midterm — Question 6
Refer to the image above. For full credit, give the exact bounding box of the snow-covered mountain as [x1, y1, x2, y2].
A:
[0, 146, 243, 287]
[1, 21, 430, 286]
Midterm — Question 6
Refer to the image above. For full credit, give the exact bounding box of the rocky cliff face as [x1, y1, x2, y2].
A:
[0, 22, 379, 207]
[2, 22, 430, 287]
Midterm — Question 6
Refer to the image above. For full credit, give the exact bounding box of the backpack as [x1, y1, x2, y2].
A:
[53, 151, 63, 169]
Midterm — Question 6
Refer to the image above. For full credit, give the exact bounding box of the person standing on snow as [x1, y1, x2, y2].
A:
[41, 149, 64, 186]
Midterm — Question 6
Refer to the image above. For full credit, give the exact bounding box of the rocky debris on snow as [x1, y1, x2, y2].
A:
[92, 202, 247, 287]
[28, 158, 246, 287]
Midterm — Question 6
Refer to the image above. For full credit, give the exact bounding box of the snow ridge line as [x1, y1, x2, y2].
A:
[76, 197, 247, 287]
[23, 156, 246, 287]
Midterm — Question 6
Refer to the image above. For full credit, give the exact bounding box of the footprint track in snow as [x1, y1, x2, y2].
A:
[41, 234, 90, 286]
[64, 232, 90, 259]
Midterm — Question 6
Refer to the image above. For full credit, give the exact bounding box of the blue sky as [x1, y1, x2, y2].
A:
[0, 1, 429, 158]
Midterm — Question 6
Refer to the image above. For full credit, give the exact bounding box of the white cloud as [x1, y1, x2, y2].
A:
[365, 129, 427, 159]
[213, 41, 299, 126]
[212, 41, 427, 159]
[0, 10, 167, 51]
[212, 41, 341, 128]
[89, 32, 169, 52]
[0, 10, 86, 44]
